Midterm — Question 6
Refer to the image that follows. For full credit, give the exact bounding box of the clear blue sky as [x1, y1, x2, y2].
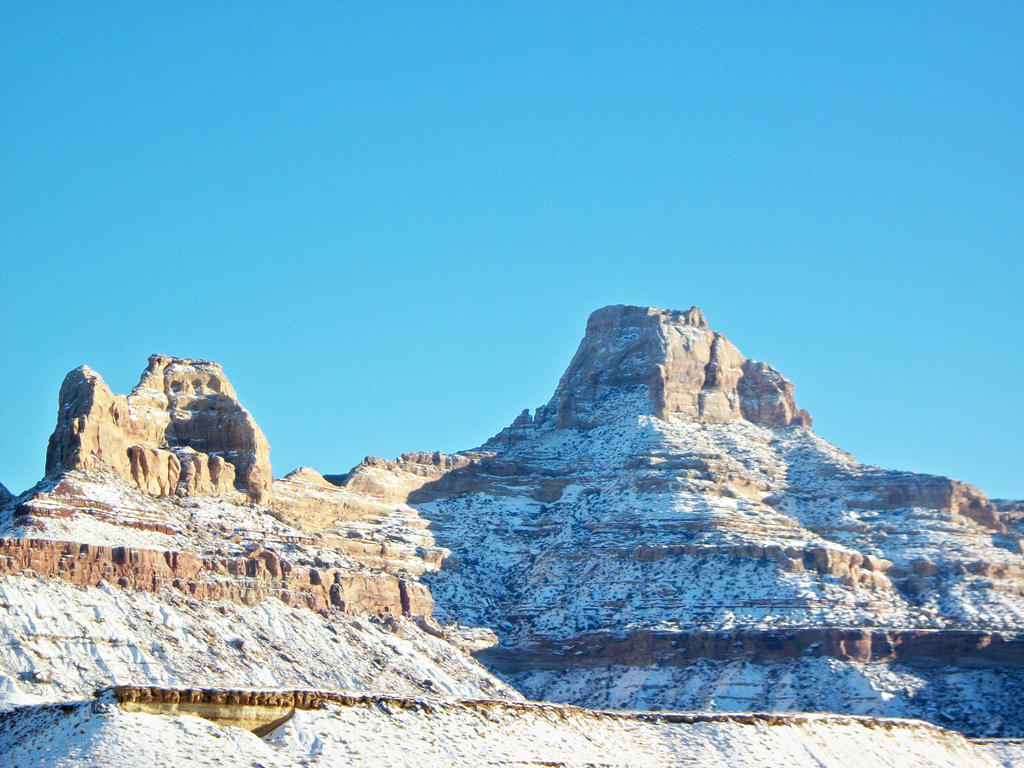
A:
[2, 3, 1022, 498]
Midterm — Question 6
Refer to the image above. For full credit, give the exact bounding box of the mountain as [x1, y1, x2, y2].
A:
[0, 305, 1020, 765]
[337, 305, 1024, 737]
[0, 355, 511, 705]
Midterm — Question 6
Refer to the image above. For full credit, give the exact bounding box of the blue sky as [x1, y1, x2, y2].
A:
[2, 3, 1021, 498]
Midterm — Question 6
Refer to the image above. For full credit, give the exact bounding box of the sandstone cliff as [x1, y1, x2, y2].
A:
[531, 305, 811, 429]
[45, 355, 271, 503]
[0, 355, 511, 707]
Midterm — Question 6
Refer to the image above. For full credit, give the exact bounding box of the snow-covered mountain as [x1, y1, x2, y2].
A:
[337, 305, 1024, 736]
[0, 305, 1020, 765]
[0, 355, 512, 707]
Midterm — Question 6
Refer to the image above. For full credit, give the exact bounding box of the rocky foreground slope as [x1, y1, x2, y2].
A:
[0, 686, 1012, 768]
[336, 305, 1024, 736]
[0, 304, 1021, 765]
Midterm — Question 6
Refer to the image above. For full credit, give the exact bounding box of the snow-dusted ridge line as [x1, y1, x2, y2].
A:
[96, 684, 1002, 731]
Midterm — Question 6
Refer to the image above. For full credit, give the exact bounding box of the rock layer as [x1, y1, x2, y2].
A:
[45, 355, 271, 502]
[0, 537, 432, 616]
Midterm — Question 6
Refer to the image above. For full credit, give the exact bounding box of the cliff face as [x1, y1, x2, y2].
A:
[537, 305, 811, 429]
[45, 355, 271, 503]
[1, 306, 1021, 745]
[339, 305, 1023, 736]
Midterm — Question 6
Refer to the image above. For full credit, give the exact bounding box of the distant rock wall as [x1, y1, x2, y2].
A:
[477, 627, 1024, 669]
[45, 355, 272, 502]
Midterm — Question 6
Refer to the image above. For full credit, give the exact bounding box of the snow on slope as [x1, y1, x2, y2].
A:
[0, 574, 514, 708]
[975, 740, 1024, 768]
[408, 385, 1024, 732]
[502, 658, 1023, 736]
[426, 401, 1024, 638]
[0, 692, 1003, 768]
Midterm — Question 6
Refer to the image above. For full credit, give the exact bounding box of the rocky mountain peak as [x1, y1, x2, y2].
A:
[44, 354, 272, 502]
[536, 304, 811, 429]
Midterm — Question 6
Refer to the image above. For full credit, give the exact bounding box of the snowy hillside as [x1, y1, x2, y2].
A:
[0, 688, 1006, 768]
[336, 306, 1024, 735]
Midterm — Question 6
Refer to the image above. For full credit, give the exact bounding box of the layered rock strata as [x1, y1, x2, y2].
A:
[337, 304, 1024, 736]
[45, 355, 272, 502]
[0, 537, 432, 615]
[0, 356, 509, 707]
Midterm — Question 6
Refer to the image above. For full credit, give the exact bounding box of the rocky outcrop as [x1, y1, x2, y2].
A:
[344, 452, 478, 504]
[737, 359, 812, 428]
[0, 482, 11, 505]
[0, 536, 432, 616]
[45, 365, 134, 479]
[478, 627, 1024, 669]
[45, 355, 271, 502]
[533, 305, 811, 429]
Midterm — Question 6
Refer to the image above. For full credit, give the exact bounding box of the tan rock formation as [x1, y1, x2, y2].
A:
[271, 467, 391, 529]
[344, 452, 477, 504]
[45, 366, 134, 478]
[0, 536, 432, 616]
[538, 305, 811, 428]
[45, 355, 272, 503]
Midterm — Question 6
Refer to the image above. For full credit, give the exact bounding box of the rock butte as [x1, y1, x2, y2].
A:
[545, 304, 812, 428]
[45, 354, 272, 503]
[0, 304, 1021, 766]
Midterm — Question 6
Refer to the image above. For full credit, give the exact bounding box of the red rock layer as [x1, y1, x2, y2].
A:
[477, 627, 1024, 670]
[0, 537, 432, 617]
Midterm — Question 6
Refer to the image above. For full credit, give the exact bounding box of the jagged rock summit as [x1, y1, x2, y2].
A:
[45, 354, 273, 503]
[533, 304, 811, 430]
[0, 353, 514, 709]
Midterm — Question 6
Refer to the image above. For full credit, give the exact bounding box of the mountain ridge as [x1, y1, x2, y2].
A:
[0, 303, 1020, 766]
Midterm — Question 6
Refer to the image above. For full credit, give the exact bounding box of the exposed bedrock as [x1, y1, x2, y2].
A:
[533, 304, 811, 429]
[839, 471, 1006, 533]
[477, 628, 1024, 670]
[0, 536, 432, 617]
[45, 355, 272, 503]
[325, 304, 1024, 738]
